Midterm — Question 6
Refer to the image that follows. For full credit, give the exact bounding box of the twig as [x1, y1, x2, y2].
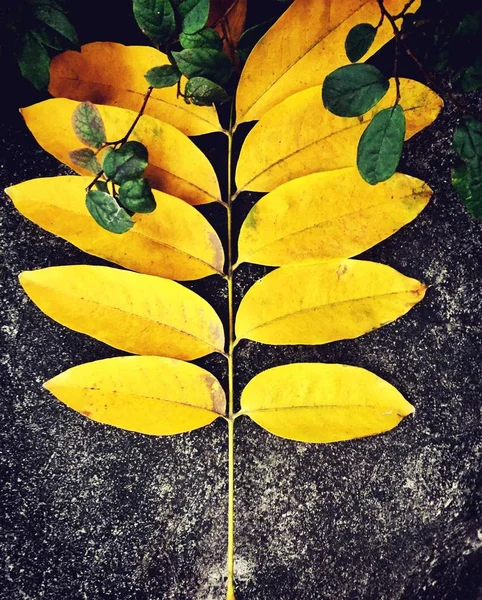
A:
[108, 86, 154, 147]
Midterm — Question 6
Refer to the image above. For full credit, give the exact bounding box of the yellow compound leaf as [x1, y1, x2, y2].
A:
[237, 169, 432, 267]
[49, 42, 221, 136]
[235, 260, 426, 345]
[236, 79, 443, 193]
[239, 363, 414, 443]
[21, 99, 220, 205]
[20, 265, 225, 360]
[45, 356, 226, 435]
[7, 176, 224, 281]
[236, 0, 420, 124]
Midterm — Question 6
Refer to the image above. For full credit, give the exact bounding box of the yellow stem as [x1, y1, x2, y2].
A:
[226, 106, 236, 599]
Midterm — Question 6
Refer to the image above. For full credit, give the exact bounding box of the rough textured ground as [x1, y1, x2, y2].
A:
[1, 5, 482, 599]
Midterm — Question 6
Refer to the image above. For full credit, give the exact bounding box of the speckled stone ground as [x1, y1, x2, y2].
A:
[1, 7, 482, 600]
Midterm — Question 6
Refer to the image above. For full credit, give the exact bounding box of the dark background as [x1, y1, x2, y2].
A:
[1, 1, 481, 599]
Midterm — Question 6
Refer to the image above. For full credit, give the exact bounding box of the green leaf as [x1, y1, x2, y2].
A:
[86, 190, 134, 234]
[172, 48, 232, 86]
[179, 28, 223, 50]
[17, 32, 50, 91]
[72, 102, 106, 149]
[322, 64, 389, 117]
[453, 116, 482, 164]
[185, 77, 229, 106]
[452, 162, 482, 219]
[118, 178, 156, 213]
[33, 4, 79, 47]
[95, 180, 109, 193]
[69, 148, 102, 174]
[357, 104, 406, 185]
[345, 23, 377, 63]
[461, 59, 482, 92]
[145, 64, 181, 88]
[102, 141, 149, 185]
[237, 18, 276, 62]
[133, 0, 176, 45]
[32, 24, 69, 51]
[173, 0, 209, 34]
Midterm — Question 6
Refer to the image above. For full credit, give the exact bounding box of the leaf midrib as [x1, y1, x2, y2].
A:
[28, 200, 223, 276]
[31, 280, 224, 354]
[241, 0, 372, 119]
[57, 385, 224, 416]
[240, 189, 427, 263]
[239, 103, 426, 192]
[239, 288, 418, 340]
[56, 76, 221, 129]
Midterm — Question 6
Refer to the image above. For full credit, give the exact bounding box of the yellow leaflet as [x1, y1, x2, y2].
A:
[240, 363, 414, 443]
[20, 265, 225, 360]
[235, 260, 426, 345]
[236, 0, 420, 124]
[45, 356, 226, 435]
[237, 169, 432, 267]
[21, 99, 220, 205]
[236, 79, 442, 193]
[49, 42, 221, 136]
[7, 176, 224, 281]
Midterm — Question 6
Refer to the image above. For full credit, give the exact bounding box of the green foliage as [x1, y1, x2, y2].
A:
[72, 102, 107, 149]
[322, 64, 389, 117]
[172, 48, 232, 86]
[119, 178, 157, 213]
[237, 19, 276, 62]
[102, 142, 149, 185]
[69, 148, 102, 174]
[357, 105, 406, 185]
[4, 0, 78, 89]
[32, 3, 78, 47]
[145, 64, 181, 88]
[460, 59, 482, 92]
[86, 190, 134, 234]
[173, 0, 210, 34]
[345, 23, 377, 63]
[452, 116, 482, 218]
[133, 0, 176, 45]
[180, 28, 223, 50]
[17, 31, 50, 91]
[185, 76, 229, 105]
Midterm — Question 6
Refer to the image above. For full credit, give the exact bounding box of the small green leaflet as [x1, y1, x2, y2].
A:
[357, 105, 406, 185]
[322, 64, 389, 117]
[172, 48, 232, 86]
[102, 142, 149, 184]
[17, 32, 50, 91]
[119, 179, 156, 213]
[237, 18, 276, 62]
[145, 65, 181, 88]
[133, 0, 176, 45]
[69, 148, 102, 174]
[72, 102, 106, 149]
[173, 0, 210, 34]
[86, 190, 134, 234]
[185, 77, 229, 106]
[345, 23, 377, 63]
[179, 28, 223, 50]
[32, 4, 79, 47]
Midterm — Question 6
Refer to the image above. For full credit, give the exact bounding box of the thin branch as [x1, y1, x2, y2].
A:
[108, 86, 154, 147]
